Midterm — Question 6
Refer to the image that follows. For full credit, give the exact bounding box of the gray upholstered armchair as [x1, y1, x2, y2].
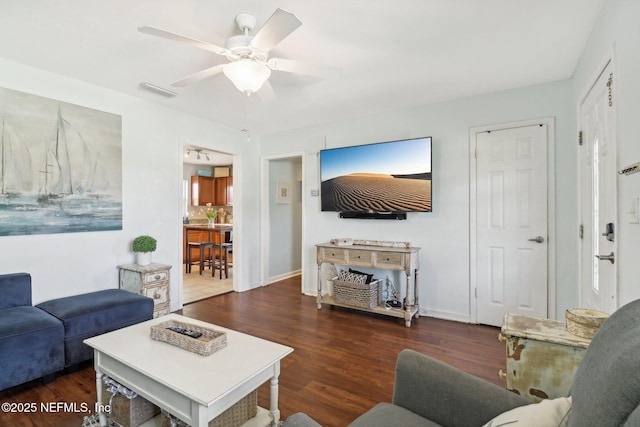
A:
[283, 298, 640, 426]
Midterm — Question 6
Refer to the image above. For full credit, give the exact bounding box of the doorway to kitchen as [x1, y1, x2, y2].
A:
[182, 144, 235, 304]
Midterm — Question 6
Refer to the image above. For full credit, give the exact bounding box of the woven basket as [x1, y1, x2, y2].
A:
[334, 279, 380, 309]
[565, 308, 609, 339]
[160, 390, 258, 427]
[101, 381, 159, 427]
[150, 319, 227, 356]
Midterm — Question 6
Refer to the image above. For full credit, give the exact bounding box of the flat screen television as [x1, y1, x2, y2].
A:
[320, 136, 432, 213]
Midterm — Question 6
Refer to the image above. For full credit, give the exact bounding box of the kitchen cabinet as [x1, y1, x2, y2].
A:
[191, 176, 214, 206]
[214, 176, 233, 206]
[191, 176, 232, 207]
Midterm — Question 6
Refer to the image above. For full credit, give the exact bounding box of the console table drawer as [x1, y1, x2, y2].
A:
[374, 252, 405, 269]
[347, 250, 373, 267]
[143, 271, 169, 284]
[319, 247, 347, 264]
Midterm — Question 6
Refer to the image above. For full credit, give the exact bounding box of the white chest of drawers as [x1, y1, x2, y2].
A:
[118, 263, 171, 318]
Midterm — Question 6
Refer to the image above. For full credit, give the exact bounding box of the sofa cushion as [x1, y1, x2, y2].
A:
[0, 272, 32, 309]
[482, 396, 571, 427]
[0, 306, 64, 390]
[282, 413, 323, 427]
[568, 298, 640, 427]
[349, 403, 440, 427]
[36, 289, 154, 366]
[348, 268, 374, 284]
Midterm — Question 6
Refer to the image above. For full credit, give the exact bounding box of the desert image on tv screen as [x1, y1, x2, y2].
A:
[320, 137, 432, 212]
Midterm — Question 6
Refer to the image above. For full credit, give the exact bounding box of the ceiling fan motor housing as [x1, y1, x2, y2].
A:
[224, 35, 267, 61]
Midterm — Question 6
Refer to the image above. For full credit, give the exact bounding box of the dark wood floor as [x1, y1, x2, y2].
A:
[0, 276, 506, 427]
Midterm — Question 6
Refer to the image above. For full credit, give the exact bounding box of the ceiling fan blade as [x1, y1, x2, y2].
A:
[138, 26, 227, 56]
[250, 9, 302, 52]
[267, 58, 342, 79]
[171, 64, 226, 87]
[257, 80, 277, 103]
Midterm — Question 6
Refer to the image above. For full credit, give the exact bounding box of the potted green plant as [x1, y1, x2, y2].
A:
[132, 235, 157, 266]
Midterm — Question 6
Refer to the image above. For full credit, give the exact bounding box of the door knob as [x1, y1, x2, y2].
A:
[595, 252, 615, 264]
[528, 236, 545, 243]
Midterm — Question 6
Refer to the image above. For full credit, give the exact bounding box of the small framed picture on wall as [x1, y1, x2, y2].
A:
[276, 181, 291, 204]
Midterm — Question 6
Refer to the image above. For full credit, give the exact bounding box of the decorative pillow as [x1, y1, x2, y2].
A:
[349, 268, 374, 284]
[483, 397, 572, 427]
[337, 270, 367, 284]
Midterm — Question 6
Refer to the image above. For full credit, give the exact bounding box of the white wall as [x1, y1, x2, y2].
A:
[0, 58, 255, 308]
[5, 0, 635, 320]
[262, 79, 575, 322]
[571, 0, 640, 307]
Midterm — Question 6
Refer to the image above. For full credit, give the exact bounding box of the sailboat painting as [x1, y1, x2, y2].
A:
[0, 86, 122, 236]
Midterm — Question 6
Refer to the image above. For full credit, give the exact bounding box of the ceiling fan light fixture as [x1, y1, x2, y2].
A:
[223, 60, 271, 95]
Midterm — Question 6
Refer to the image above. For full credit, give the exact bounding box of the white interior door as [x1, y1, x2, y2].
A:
[475, 124, 548, 326]
[579, 61, 617, 313]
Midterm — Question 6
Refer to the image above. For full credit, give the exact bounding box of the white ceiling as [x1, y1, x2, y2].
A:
[0, 0, 604, 135]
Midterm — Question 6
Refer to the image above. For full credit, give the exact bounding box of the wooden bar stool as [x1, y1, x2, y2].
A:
[186, 241, 214, 274]
[210, 242, 232, 279]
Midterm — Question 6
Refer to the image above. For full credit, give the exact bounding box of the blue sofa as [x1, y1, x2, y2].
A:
[0, 273, 64, 391]
[0, 273, 154, 391]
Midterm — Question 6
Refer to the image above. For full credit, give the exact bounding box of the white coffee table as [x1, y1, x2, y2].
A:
[84, 314, 293, 427]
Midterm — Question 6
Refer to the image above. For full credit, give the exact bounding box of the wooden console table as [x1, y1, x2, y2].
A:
[316, 243, 420, 327]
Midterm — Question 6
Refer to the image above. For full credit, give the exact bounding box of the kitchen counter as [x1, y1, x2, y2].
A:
[183, 224, 233, 267]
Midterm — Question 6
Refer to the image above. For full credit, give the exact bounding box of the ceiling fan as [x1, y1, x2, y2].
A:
[139, 8, 340, 97]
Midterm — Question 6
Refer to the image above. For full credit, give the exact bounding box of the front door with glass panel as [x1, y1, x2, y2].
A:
[578, 60, 617, 313]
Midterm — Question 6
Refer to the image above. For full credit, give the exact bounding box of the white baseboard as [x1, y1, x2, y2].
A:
[420, 307, 472, 323]
[298, 291, 474, 324]
[264, 270, 301, 286]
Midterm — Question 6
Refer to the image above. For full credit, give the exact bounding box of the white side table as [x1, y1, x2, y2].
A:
[118, 263, 171, 317]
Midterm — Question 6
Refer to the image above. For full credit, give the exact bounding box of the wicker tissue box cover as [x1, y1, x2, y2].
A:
[160, 390, 258, 427]
[334, 279, 381, 309]
[150, 319, 227, 356]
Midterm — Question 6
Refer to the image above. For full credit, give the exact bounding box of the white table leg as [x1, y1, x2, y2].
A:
[191, 401, 208, 427]
[95, 371, 107, 427]
[269, 362, 281, 426]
